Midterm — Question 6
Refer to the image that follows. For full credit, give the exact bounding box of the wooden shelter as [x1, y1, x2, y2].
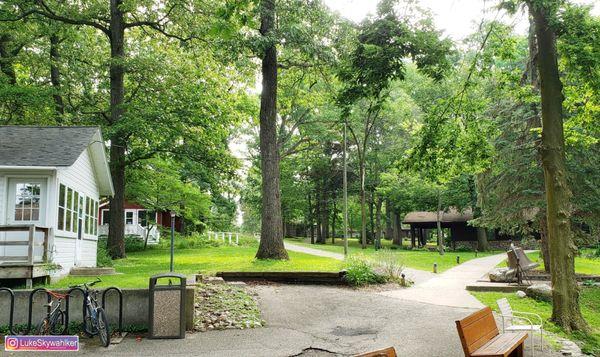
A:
[402, 209, 477, 247]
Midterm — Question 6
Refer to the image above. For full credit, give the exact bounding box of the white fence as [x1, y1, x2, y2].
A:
[207, 231, 242, 245]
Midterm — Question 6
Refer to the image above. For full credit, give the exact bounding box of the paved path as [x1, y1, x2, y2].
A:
[379, 253, 508, 308]
[68, 284, 555, 357]
[284, 241, 435, 285]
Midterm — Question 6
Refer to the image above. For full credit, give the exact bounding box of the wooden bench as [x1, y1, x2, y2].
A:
[354, 347, 397, 357]
[456, 307, 528, 357]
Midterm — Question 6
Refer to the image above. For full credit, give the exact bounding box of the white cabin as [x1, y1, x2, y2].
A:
[0, 126, 114, 286]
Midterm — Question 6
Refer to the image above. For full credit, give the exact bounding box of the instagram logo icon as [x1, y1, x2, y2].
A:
[5, 336, 18, 350]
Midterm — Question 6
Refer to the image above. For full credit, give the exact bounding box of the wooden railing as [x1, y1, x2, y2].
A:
[0, 225, 52, 265]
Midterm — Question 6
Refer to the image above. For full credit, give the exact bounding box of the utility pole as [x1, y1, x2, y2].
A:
[343, 119, 349, 257]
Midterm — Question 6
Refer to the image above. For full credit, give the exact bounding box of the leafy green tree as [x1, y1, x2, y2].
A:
[126, 158, 211, 248]
[338, 0, 451, 249]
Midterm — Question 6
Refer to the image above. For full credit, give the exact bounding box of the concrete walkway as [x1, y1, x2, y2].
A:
[284, 241, 435, 285]
[71, 284, 556, 357]
[379, 253, 508, 308]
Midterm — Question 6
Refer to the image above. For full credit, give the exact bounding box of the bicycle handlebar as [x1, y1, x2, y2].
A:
[69, 277, 102, 289]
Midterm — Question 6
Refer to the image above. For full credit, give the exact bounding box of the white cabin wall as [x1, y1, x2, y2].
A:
[54, 148, 101, 274]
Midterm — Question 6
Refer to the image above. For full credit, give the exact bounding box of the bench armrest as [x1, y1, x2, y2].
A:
[512, 311, 543, 326]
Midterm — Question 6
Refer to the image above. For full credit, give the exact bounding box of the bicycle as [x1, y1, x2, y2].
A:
[70, 277, 110, 347]
[36, 290, 68, 335]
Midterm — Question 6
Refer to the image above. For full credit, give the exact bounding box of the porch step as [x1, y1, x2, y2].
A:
[69, 267, 116, 276]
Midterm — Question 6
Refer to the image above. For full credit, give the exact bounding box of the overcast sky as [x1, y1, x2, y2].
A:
[323, 0, 600, 41]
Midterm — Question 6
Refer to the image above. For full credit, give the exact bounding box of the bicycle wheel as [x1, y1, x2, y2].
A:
[36, 317, 50, 335]
[83, 305, 97, 336]
[49, 310, 65, 335]
[96, 308, 110, 347]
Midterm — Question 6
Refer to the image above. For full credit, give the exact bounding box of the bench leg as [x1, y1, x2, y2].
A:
[509, 342, 524, 357]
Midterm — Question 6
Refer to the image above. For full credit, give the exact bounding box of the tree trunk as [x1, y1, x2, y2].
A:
[331, 198, 336, 244]
[316, 188, 322, 243]
[529, 2, 587, 333]
[107, 0, 127, 259]
[320, 180, 329, 243]
[308, 192, 314, 244]
[539, 216, 551, 273]
[385, 199, 393, 239]
[393, 211, 402, 246]
[360, 162, 367, 248]
[49, 34, 65, 119]
[436, 189, 444, 255]
[375, 196, 382, 250]
[256, 0, 288, 260]
[368, 192, 375, 244]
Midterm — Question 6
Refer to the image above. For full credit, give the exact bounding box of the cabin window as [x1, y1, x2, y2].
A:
[57, 183, 97, 234]
[125, 211, 134, 225]
[13, 183, 41, 221]
[93, 201, 98, 235]
[58, 184, 66, 230]
[83, 197, 99, 235]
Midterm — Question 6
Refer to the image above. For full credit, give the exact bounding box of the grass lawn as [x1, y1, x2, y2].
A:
[285, 237, 501, 273]
[471, 287, 600, 355]
[498, 250, 600, 276]
[48, 245, 343, 289]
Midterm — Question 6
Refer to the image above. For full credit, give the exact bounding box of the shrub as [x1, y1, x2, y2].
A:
[96, 238, 113, 267]
[343, 255, 387, 287]
[174, 232, 222, 249]
[124, 235, 146, 252]
[373, 250, 405, 282]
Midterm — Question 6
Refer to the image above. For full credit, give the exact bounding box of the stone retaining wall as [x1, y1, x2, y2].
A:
[0, 287, 195, 331]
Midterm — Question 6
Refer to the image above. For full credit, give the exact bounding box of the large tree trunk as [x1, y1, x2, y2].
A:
[256, 0, 288, 260]
[107, 0, 127, 259]
[539, 216, 551, 273]
[529, 2, 587, 332]
[526, 11, 550, 274]
[360, 162, 367, 248]
[49, 34, 64, 119]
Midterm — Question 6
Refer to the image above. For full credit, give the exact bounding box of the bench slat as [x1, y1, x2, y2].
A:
[472, 332, 527, 356]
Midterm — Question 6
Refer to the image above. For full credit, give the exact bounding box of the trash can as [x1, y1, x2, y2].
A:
[148, 273, 187, 339]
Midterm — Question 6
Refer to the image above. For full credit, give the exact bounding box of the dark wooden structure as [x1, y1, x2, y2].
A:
[455, 307, 527, 357]
[403, 209, 477, 247]
[216, 271, 347, 285]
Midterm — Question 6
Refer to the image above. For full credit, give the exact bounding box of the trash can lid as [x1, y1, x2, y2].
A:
[149, 273, 187, 286]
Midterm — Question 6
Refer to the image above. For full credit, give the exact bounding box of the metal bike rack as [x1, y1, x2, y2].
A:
[0, 288, 15, 334]
[65, 287, 86, 335]
[102, 287, 123, 334]
[26, 288, 51, 334]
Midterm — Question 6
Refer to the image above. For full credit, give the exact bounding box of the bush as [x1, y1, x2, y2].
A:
[124, 235, 146, 252]
[343, 256, 387, 287]
[96, 239, 113, 267]
[373, 250, 405, 282]
[174, 232, 222, 249]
